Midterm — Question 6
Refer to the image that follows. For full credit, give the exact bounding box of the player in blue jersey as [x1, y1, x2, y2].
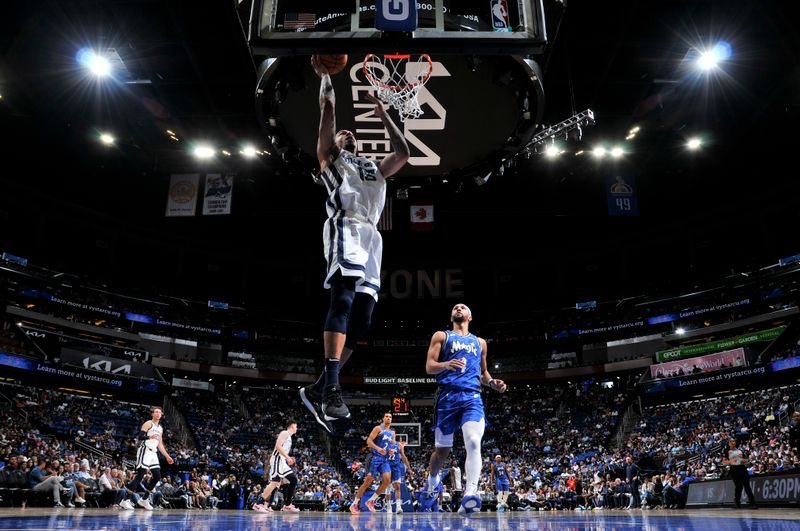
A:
[301, 56, 410, 432]
[418, 304, 507, 515]
[387, 440, 413, 513]
[490, 454, 511, 511]
[351, 413, 395, 513]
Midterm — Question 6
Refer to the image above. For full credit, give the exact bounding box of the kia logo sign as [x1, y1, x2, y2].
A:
[82, 357, 132, 375]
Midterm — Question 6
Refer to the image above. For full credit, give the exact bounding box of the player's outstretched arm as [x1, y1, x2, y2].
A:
[478, 337, 507, 392]
[366, 93, 409, 178]
[313, 56, 338, 171]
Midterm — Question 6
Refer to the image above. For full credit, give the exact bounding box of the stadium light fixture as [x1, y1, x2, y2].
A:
[687, 137, 703, 150]
[193, 145, 215, 159]
[241, 145, 258, 158]
[676, 327, 686, 335]
[99, 133, 115, 145]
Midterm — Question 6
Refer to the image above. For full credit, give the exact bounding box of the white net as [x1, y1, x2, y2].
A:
[363, 54, 433, 122]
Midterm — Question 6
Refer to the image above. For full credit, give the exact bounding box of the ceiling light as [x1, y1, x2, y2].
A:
[194, 145, 215, 159]
[166, 129, 175, 136]
[687, 137, 702, 150]
[221, 150, 231, 156]
[610, 146, 624, 158]
[545, 144, 561, 158]
[241, 146, 257, 158]
[99, 133, 115, 145]
[88, 54, 111, 77]
[592, 147, 606, 159]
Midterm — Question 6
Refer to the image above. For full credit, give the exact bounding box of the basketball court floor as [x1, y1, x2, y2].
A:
[0, 508, 797, 530]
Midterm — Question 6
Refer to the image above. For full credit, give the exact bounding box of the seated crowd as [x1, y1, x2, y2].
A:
[1, 376, 798, 511]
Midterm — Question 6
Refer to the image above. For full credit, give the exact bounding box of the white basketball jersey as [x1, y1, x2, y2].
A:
[278, 431, 292, 455]
[144, 422, 163, 450]
[321, 150, 386, 225]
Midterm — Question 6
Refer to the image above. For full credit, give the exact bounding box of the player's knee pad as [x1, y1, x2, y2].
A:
[344, 293, 376, 350]
[324, 274, 356, 333]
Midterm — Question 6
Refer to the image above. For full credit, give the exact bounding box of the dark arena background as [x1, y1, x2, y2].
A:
[1, 1, 800, 530]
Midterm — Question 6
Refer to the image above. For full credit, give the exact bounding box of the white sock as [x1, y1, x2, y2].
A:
[461, 420, 485, 496]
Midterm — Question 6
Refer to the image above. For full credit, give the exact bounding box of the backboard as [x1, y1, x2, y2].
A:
[392, 422, 422, 446]
[246, 0, 547, 56]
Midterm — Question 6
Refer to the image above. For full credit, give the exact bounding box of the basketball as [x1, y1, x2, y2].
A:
[316, 54, 348, 76]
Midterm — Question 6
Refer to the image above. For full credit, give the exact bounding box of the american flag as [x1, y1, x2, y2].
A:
[377, 197, 393, 231]
[283, 13, 316, 31]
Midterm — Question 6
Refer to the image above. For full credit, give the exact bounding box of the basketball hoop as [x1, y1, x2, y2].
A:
[363, 53, 433, 122]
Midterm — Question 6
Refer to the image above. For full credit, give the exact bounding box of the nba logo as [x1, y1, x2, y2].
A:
[491, 0, 511, 32]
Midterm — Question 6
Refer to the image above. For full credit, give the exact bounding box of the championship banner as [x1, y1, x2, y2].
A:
[202, 173, 234, 216]
[656, 326, 785, 362]
[650, 348, 746, 379]
[166, 174, 200, 217]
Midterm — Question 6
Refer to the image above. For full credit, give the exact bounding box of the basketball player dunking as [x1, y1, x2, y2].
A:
[419, 304, 507, 515]
[300, 56, 410, 433]
[128, 407, 173, 509]
[351, 413, 395, 513]
[253, 420, 300, 513]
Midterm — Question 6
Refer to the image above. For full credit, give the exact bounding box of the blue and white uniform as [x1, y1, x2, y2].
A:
[368, 426, 394, 477]
[319, 150, 386, 301]
[387, 442, 405, 484]
[434, 331, 484, 448]
[494, 461, 510, 492]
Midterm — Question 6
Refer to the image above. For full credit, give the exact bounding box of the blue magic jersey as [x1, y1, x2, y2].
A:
[372, 426, 394, 459]
[436, 331, 482, 391]
[495, 462, 508, 481]
[387, 443, 402, 469]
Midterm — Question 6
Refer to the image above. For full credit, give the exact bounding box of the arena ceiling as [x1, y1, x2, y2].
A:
[1, 0, 798, 317]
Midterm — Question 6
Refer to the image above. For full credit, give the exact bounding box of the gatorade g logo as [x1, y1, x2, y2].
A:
[376, 0, 416, 32]
[383, 0, 409, 20]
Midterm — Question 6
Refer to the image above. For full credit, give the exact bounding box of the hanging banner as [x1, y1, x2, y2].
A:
[606, 174, 639, 216]
[202, 173, 234, 216]
[656, 326, 785, 362]
[165, 174, 200, 217]
[410, 204, 434, 231]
